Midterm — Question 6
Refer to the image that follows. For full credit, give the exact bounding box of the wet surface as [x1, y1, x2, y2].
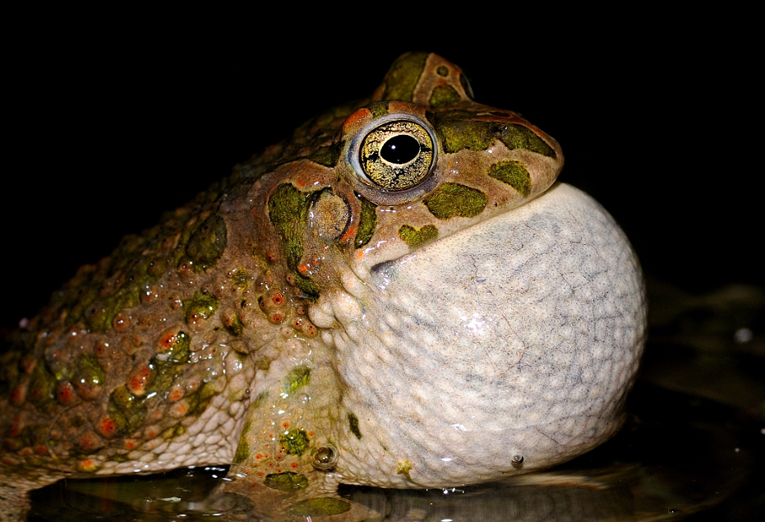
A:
[25, 279, 765, 521]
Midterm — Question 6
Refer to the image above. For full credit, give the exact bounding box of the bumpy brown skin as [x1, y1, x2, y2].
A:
[0, 52, 566, 520]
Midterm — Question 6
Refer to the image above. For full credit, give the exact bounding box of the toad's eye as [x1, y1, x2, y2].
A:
[358, 119, 435, 191]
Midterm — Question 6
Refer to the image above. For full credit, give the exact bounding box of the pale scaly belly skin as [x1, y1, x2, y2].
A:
[0, 53, 645, 520]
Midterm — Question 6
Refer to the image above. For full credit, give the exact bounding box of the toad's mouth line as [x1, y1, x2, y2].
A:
[371, 182, 564, 275]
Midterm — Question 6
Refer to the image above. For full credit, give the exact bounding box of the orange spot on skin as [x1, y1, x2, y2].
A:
[178, 260, 194, 274]
[158, 330, 178, 350]
[290, 462, 299, 469]
[266, 252, 278, 263]
[94, 341, 111, 357]
[144, 426, 160, 439]
[78, 459, 98, 472]
[256, 471, 264, 477]
[78, 432, 99, 451]
[270, 292, 284, 306]
[33, 445, 49, 456]
[340, 222, 359, 243]
[10, 385, 26, 406]
[125, 439, 138, 450]
[128, 366, 152, 396]
[343, 108, 372, 130]
[8, 415, 23, 437]
[19, 447, 33, 456]
[57, 381, 75, 405]
[140, 285, 159, 304]
[98, 416, 119, 438]
[281, 421, 290, 429]
[168, 385, 184, 402]
[270, 312, 284, 324]
[20, 357, 36, 375]
[168, 400, 189, 418]
[75, 379, 102, 401]
[112, 313, 130, 331]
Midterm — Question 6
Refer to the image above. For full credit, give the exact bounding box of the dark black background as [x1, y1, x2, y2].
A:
[2, 15, 759, 326]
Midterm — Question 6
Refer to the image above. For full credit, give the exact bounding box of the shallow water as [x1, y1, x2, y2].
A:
[24, 280, 765, 521]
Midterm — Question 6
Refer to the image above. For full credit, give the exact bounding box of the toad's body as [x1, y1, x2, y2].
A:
[0, 53, 645, 519]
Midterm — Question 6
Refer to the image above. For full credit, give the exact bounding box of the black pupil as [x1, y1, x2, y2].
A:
[381, 135, 420, 164]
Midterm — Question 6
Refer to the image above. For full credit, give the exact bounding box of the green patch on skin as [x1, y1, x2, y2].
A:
[382, 52, 428, 102]
[264, 472, 308, 491]
[427, 111, 495, 153]
[108, 385, 147, 435]
[283, 366, 311, 395]
[79, 281, 144, 333]
[398, 224, 438, 248]
[348, 412, 362, 439]
[233, 422, 251, 464]
[223, 312, 244, 336]
[429, 85, 461, 109]
[28, 360, 56, 411]
[185, 214, 227, 269]
[489, 161, 532, 197]
[189, 378, 224, 416]
[251, 390, 269, 409]
[146, 257, 167, 277]
[424, 183, 487, 219]
[268, 184, 320, 298]
[428, 111, 554, 157]
[109, 385, 138, 413]
[161, 425, 185, 440]
[280, 428, 310, 456]
[184, 291, 218, 324]
[355, 195, 377, 248]
[368, 101, 389, 119]
[165, 331, 191, 363]
[147, 355, 183, 398]
[75, 355, 105, 390]
[500, 124, 556, 158]
[292, 498, 351, 516]
[229, 268, 249, 290]
[308, 141, 342, 167]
